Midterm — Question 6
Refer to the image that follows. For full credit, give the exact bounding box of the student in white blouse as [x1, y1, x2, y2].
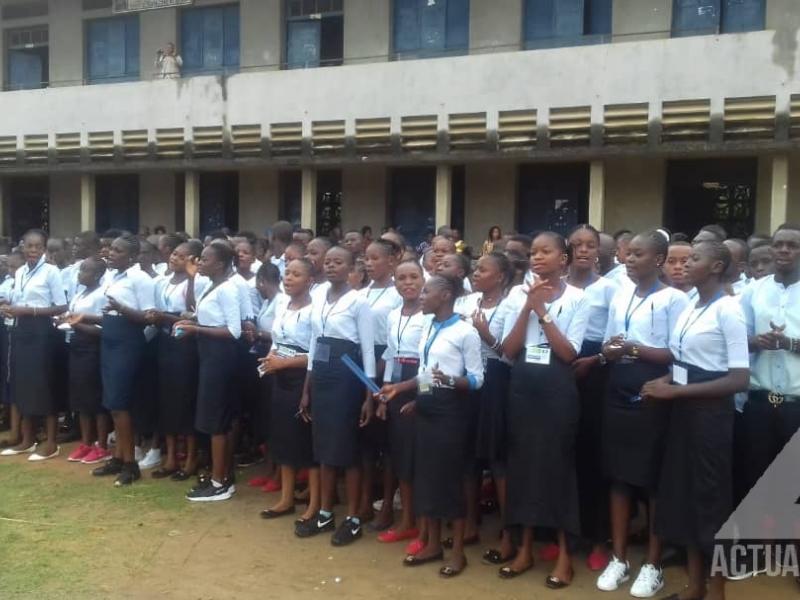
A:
[642, 241, 749, 600]
[0, 250, 24, 448]
[174, 242, 242, 502]
[305, 237, 333, 300]
[60, 257, 111, 465]
[89, 234, 156, 487]
[501, 232, 588, 589]
[258, 258, 317, 522]
[296, 246, 375, 546]
[0, 230, 68, 461]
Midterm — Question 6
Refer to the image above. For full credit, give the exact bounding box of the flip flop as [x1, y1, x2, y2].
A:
[403, 552, 444, 567]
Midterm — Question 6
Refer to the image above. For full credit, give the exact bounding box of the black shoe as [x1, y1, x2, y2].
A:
[331, 517, 363, 547]
[114, 462, 141, 487]
[191, 473, 211, 492]
[186, 480, 234, 502]
[295, 512, 336, 538]
[92, 457, 123, 477]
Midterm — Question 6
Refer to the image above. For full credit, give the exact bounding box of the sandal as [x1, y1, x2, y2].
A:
[482, 548, 518, 565]
[439, 559, 467, 578]
[170, 469, 195, 482]
[442, 535, 479, 549]
[499, 564, 533, 579]
[260, 506, 296, 519]
[544, 567, 574, 590]
[152, 467, 178, 479]
[403, 552, 444, 567]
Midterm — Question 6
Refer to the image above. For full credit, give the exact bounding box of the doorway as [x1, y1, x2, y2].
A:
[8, 177, 49, 240]
[317, 170, 342, 238]
[389, 167, 435, 247]
[517, 163, 589, 236]
[96, 174, 139, 234]
[199, 172, 238, 236]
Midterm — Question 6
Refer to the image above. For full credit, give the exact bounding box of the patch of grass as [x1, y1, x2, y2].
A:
[0, 463, 192, 599]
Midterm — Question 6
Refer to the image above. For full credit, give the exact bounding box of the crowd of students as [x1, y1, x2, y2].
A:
[0, 218, 797, 599]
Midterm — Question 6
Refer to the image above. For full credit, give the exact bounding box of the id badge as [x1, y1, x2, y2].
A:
[672, 364, 688, 386]
[417, 370, 433, 394]
[392, 358, 403, 383]
[525, 344, 551, 366]
[276, 344, 297, 358]
[314, 341, 331, 364]
[3, 317, 15, 327]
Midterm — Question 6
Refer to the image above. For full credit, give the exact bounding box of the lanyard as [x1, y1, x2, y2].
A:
[19, 258, 45, 295]
[478, 296, 500, 327]
[320, 293, 344, 336]
[367, 283, 390, 308]
[162, 279, 186, 310]
[422, 314, 460, 368]
[677, 290, 725, 359]
[624, 281, 660, 335]
[396, 310, 420, 350]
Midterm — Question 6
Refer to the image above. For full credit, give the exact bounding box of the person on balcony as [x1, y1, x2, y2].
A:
[156, 43, 182, 80]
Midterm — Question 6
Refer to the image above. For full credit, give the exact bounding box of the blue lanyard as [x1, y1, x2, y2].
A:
[677, 290, 725, 359]
[422, 314, 460, 368]
[624, 282, 660, 335]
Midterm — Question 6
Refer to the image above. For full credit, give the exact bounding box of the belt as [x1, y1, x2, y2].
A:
[752, 389, 800, 407]
[396, 357, 419, 365]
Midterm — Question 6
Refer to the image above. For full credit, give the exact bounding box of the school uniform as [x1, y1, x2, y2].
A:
[228, 272, 260, 444]
[0, 275, 14, 407]
[381, 307, 426, 483]
[503, 283, 587, 534]
[602, 284, 690, 491]
[307, 288, 375, 468]
[269, 294, 315, 468]
[101, 267, 155, 414]
[414, 315, 483, 520]
[67, 286, 106, 416]
[739, 275, 800, 497]
[656, 294, 749, 556]
[154, 277, 200, 435]
[9, 256, 67, 417]
[195, 280, 242, 435]
[252, 292, 281, 442]
[575, 275, 618, 542]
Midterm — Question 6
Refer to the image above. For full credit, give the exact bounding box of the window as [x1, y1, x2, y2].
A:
[96, 175, 139, 234]
[672, 0, 765, 37]
[279, 170, 302, 227]
[524, 0, 612, 49]
[393, 0, 469, 59]
[181, 4, 240, 75]
[517, 163, 588, 236]
[86, 16, 140, 83]
[6, 26, 49, 90]
[286, 0, 343, 69]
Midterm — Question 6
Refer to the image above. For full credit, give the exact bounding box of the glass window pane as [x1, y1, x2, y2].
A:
[721, 0, 764, 32]
[394, 0, 420, 54]
[202, 8, 224, 68]
[223, 5, 240, 67]
[287, 20, 320, 68]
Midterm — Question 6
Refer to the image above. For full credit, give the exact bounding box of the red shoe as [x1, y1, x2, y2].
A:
[67, 443, 93, 462]
[248, 476, 271, 487]
[405, 538, 425, 556]
[539, 543, 560, 562]
[378, 528, 420, 543]
[81, 444, 112, 465]
[586, 549, 609, 572]
[261, 478, 281, 493]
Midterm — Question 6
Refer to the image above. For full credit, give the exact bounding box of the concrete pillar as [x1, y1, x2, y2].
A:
[185, 171, 200, 238]
[588, 160, 605, 231]
[301, 168, 317, 232]
[770, 154, 789, 234]
[80, 174, 96, 232]
[435, 165, 453, 230]
[50, 0, 85, 87]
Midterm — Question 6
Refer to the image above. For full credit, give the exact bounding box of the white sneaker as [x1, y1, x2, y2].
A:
[138, 448, 161, 470]
[107, 431, 117, 447]
[630, 563, 664, 598]
[597, 555, 630, 591]
[372, 489, 403, 512]
[134, 445, 143, 462]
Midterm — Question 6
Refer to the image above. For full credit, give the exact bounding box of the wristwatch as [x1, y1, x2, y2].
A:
[447, 375, 456, 388]
[538, 313, 553, 325]
[597, 353, 607, 366]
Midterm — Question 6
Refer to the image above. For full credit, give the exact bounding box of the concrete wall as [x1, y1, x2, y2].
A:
[766, 0, 800, 30]
[239, 169, 279, 233]
[139, 171, 175, 231]
[241, 0, 282, 70]
[341, 165, 386, 233]
[612, 0, 672, 41]
[464, 162, 516, 249]
[49, 173, 81, 237]
[469, 0, 523, 54]
[343, 0, 390, 64]
[603, 157, 666, 234]
[49, 0, 85, 87]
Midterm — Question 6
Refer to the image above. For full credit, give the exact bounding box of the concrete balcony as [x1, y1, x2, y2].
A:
[1, 28, 799, 173]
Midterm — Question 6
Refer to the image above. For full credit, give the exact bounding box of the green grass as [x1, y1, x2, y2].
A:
[0, 463, 190, 599]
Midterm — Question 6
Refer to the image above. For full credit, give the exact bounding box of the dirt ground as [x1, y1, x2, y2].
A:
[0, 442, 796, 600]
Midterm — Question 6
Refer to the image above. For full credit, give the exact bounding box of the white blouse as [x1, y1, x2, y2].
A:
[502, 283, 588, 355]
[104, 267, 156, 312]
[581, 275, 619, 343]
[271, 294, 313, 352]
[11, 256, 67, 308]
[196, 280, 242, 339]
[455, 291, 511, 364]
[155, 277, 198, 314]
[604, 283, 689, 350]
[417, 316, 484, 389]
[360, 282, 402, 347]
[670, 294, 750, 373]
[0, 275, 14, 303]
[382, 307, 427, 382]
[70, 285, 107, 317]
[307, 288, 376, 377]
[257, 293, 282, 334]
[228, 272, 256, 320]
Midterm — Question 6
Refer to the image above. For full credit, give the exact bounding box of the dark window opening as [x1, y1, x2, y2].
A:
[451, 165, 465, 241]
[6, 26, 49, 90]
[96, 174, 139, 234]
[393, 0, 469, 59]
[174, 174, 186, 233]
[517, 163, 589, 236]
[671, 0, 765, 37]
[199, 172, 239, 236]
[8, 177, 49, 240]
[389, 167, 436, 247]
[524, 0, 612, 49]
[279, 170, 302, 228]
[316, 170, 342, 238]
[286, 0, 343, 69]
[180, 4, 240, 75]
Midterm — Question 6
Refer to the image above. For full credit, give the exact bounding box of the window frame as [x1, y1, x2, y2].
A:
[84, 14, 140, 85]
[179, 2, 241, 76]
[671, 0, 766, 38]
[391, 0, 470, 61]
[284, 0, 344, 69]
[523, 0, 612, 51]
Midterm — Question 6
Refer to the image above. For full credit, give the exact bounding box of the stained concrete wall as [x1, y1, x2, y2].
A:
[343, 0, 391, 64]
[140, 171, 175, 232]
[239, 169, 279, 234]
[49, 173, 81, 237]
[469, 0, 522, 54]
[464, 162, 516, 250]
[603, 157, 666, 234]
[341, 165, 386, 233]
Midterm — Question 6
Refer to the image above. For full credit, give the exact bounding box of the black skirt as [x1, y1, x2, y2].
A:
[51, 327, 70, 413]
[157, 329, 198, 435]
[270, 358, 315, 469]
[603, 360, 671, 491]
[10, 315, 56, 417]
[576, 340, 610, 543]
[101, 315, 146, 412]
[360, 344, 390, 458]
[132, 332, 159, 434]
[475, 358, 511, 466]
[69, 330, 103, 415]
[387, 358, 418, 483]
[0, 322, 10, 406]
[413, 387, 470, 520]
[195, 335, 239, 435]
[506, 356, 580, 534]
[656, 364, 733, 556]
[310, 337, 366, 468]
